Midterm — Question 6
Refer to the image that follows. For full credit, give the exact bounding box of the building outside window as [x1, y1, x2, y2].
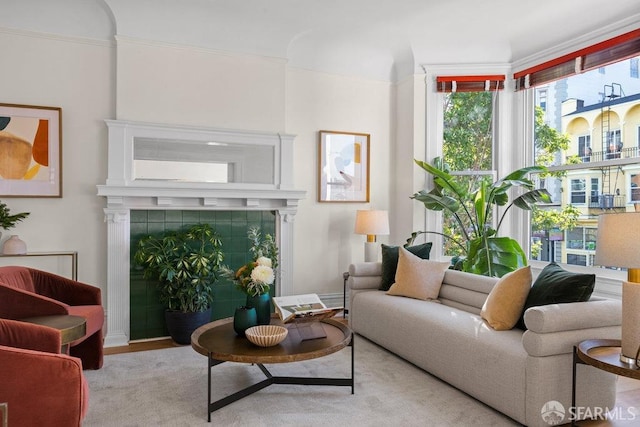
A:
[524, 55, 640, 266]
[570, 179, 586, 204]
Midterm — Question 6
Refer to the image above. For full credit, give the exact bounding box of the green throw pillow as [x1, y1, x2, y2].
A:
[516, 262, 595, 330]
[379, 242, 433, 291]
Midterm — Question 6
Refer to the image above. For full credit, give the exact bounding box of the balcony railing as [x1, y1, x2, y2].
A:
[586, 193, 627, 209]
[575, 146, 639, 163]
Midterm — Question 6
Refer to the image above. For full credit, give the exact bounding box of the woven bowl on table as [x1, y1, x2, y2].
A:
[245, 325, 288, 347]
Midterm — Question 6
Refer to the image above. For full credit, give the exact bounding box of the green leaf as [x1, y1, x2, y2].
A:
[464, 236, 527, 277]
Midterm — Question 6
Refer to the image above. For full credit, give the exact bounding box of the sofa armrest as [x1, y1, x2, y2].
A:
[0, 318, 62, 353]
[524, 299, 621, 333]
[522, 299, 622, 357]
[30, 268, 102, 306]
[347, 262, 382, 290]
[0, 284, 69, 319]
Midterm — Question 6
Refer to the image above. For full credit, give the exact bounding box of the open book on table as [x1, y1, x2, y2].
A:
[272, 293, 343, 323]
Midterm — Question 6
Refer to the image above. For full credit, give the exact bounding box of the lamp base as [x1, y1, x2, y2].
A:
[621, 281, 640, 365]
[620, 352, 637, 365]
[364, 242, 378, 262]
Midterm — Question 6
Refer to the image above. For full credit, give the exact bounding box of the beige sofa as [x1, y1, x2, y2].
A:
[347, 262, 622, 427]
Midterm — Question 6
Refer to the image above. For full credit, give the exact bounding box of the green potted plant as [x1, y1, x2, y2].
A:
[133, 223, 224, 344]
[409, 158, 551, 278]
[0, 200, 29, 235]
[220, 226, 278, 325]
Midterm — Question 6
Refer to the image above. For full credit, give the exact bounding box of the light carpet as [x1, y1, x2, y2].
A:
[83, 336, 517, 426]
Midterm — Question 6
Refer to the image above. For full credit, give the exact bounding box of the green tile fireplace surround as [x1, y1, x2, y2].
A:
[129, 209, 276, 341]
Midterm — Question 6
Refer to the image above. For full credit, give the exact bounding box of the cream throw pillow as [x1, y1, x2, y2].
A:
[386, 246, 449, 300]
[481, 265, 532, 330]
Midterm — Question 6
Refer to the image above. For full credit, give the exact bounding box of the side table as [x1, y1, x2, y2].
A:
[20, 314, 87, 353]
[572, 339, 640, 426]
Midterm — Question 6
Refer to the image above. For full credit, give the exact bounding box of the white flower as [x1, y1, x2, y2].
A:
[256, 256, 272, 268]
[251, 265, 274, 285]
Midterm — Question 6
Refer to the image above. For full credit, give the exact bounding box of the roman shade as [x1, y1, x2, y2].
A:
[436, 75, 505, 92]
[514, 28, 640, 90]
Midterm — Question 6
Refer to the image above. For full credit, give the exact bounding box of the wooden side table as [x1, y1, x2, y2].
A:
[20, 314, 87, 353]
[572, 339, 640, 426]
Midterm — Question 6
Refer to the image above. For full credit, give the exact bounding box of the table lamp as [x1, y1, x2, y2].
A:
[594, 212, 640, 364]
[354, 210, 389, 262]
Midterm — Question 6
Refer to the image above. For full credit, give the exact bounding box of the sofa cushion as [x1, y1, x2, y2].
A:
[386, 247, 448, 300]
[517, 262, 595, 330]
[481, 266, 532, 330]
[379, 242, 432, 290]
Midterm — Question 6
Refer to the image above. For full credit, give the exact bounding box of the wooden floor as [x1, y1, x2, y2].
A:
[104, 339, 640, 426]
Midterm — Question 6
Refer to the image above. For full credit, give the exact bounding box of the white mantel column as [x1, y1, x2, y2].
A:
[103, 207, 130, 347]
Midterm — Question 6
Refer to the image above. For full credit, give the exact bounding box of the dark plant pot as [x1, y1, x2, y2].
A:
[233, 306, 257, 336]
[246, 293, 271, 325]
[165, 307, 212, 345]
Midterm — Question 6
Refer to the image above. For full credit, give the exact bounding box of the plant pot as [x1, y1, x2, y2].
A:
[246, 293, 271, 325]
[164, 307, 212, 345]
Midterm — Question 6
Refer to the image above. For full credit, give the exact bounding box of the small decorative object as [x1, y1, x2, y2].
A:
[220, 227, 278, 325]
[3, 235, 27, 255]
[233, 306, 257, 337]
[245, 324, 288, 347]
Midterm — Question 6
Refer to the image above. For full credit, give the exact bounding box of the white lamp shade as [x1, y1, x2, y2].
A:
[594, 212, 640, 269]
[354, 210, 390, 235]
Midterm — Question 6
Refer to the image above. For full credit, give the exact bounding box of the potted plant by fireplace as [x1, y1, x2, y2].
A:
[133, 223, 224, 344]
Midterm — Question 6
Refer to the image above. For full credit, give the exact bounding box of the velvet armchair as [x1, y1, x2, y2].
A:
[0, 266, 104, 369]
[0, 318, 89, 427]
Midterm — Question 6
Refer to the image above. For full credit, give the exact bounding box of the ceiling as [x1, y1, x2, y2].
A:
[3, 0, 640, 81]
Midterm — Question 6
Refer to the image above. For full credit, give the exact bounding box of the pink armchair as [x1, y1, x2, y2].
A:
[0, 266, 104, 369]
[0, 318, 89, 427]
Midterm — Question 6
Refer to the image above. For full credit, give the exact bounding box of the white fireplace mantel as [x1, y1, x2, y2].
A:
[97, 120, 305, 347]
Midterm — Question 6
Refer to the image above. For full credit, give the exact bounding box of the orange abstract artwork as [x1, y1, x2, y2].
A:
[0, 117, 49, 181]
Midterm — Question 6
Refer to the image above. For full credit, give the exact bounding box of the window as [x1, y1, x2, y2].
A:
[441, 90, 496, 256]
[578, 135, 591, 161]
[632, 174, 640, 202]
[514, 28, 640, 269]
[590, 177, 599, 206]
[571, 179, 586, 204]
[605, 129, 622, 159]
[538, 89, 548, 111]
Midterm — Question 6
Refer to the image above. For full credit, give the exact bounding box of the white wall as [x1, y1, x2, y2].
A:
[0, 29, 114, 290]
[115, 37, 287, 132]
[285, 68, 394, 294]
[0, 26, 396, 309]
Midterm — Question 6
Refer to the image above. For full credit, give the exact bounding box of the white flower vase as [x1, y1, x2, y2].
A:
[3, 235, 27, 255]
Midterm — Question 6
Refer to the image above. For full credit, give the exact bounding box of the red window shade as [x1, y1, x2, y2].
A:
[436, 75, 505, 92]
[514, 28, 640, 90]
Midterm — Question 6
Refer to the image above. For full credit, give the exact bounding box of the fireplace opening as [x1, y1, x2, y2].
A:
[129, 209, 276, 341]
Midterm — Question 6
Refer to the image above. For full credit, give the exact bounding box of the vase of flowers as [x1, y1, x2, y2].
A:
[221, 227, 278, 325]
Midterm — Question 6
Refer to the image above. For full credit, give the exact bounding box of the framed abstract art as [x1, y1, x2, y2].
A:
[0, 103, 62, 197]
[318, 130, 370, 203]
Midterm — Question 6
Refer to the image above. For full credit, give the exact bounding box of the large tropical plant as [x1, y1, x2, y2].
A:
[409, 158, 551, 278]
[133, 223, 224, 312]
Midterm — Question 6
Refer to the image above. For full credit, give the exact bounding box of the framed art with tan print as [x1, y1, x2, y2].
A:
[0, 103, 62, 197]
[318, 130, 370, 202]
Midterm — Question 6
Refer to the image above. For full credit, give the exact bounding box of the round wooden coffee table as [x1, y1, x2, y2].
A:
[191, 316, 354, 421]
